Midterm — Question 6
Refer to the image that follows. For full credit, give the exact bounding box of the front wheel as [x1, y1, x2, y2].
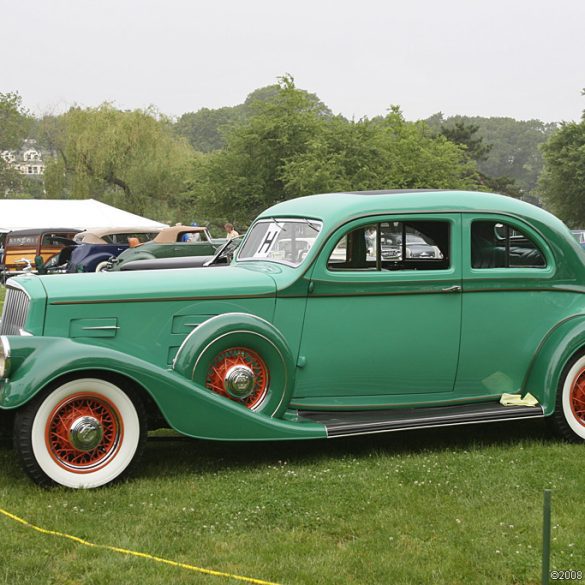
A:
[14, 378, 147, 488]
[551, 353, 585, 442]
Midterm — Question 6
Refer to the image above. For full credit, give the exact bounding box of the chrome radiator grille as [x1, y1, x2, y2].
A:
[0, 285, 30, 335]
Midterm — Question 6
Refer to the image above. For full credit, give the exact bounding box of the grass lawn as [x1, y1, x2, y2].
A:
[1, 288, 584, 584]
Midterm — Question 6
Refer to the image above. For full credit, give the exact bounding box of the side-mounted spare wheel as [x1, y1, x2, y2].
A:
[174, 313, 296, 418]
[94, 260, 111, 272]
[14, 378, 147, 488]
[551, 352, 585, 442]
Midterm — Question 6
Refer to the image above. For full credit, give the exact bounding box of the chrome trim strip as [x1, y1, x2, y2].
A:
[50, 292, 275, 305]
[0, 336, 10, 360]
[1, 283, 31, 336]
[5, 279, 32, 299]
[81, 326, 120, 331]
[327, 412, 545, 439]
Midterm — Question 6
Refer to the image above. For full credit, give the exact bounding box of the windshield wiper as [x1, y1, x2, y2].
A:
[269, 217, 287, 231]
[302, 218, 320, 232]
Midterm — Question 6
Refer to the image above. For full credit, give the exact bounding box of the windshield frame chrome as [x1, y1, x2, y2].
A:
[235, 217, 323, 268]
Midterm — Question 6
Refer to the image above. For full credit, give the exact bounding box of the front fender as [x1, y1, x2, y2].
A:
[174, 313, 296, 417]
[0, 336, 325, 441]
[524, 314, 585, 415]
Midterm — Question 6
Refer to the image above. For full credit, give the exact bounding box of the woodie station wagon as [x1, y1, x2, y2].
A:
[1, 189, 585, 488]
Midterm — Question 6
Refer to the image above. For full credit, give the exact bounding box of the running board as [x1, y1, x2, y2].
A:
[299, 402, 544, 438]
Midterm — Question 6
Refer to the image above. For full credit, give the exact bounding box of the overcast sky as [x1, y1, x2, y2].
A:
[2, 0, 584, 123]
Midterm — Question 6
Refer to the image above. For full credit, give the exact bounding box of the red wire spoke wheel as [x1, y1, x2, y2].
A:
[553, 353, 585, 443]
[570, 368, 585, 427]
[45, 392, 123, 472]
[14, 378, 146, 488]
[205, 347, 269, 410]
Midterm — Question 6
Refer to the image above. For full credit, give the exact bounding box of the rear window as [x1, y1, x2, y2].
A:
[471, 221, 546, 268]
[105, 232, 158, 244]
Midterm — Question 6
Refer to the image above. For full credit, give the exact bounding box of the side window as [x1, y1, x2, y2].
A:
[328, 221, 450, 271]
[41, 233, 62, 247]
[471, 221, 546, 269]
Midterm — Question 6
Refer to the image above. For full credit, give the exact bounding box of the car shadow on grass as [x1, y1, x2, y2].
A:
[140, 418, 556, 480]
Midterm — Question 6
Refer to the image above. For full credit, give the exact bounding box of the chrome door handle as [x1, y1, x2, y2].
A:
[441, 285, 461, 293]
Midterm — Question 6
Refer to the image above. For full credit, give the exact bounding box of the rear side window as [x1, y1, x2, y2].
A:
[328, 221, 450, 271]
[6, 235, 37, 247]
[471, 221, 546, 269]
[41, 232, 77, 247]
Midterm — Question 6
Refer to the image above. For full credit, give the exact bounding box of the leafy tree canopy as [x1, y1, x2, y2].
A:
[192, 75, 327, 224]
[175, 77, 331, 153]
[540, 91, 585, 225]
[427, 113, 556, 195]
[43, 104, 196, 219]
[0, 92, 33, 195]
[0, 92, 32, 150]
[193, 78, 480, 226]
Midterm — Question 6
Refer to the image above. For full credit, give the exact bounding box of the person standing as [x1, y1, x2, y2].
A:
[224, 223, 239, 239]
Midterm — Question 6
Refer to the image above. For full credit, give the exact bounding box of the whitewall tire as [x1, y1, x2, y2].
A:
[14, 378, 146, 488]
[552, 353, 585, 442]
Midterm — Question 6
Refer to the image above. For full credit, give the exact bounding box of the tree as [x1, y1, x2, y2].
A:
[440, 120, 492, 162]
[195, 85, 480, 226]
[0, 92, 31, 150]
[175, 107, 244, 153]
[194, 75, 330, 224]
[43, 104, 196, 219]
[540, 95, 585, 225]
[175, 79, 331, 153]
[0, 92, 32, 196]
[283, 107, 479, 198]
[427, 113, 556, 195]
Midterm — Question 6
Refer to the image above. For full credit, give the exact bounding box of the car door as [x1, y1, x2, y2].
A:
[455, 214, 565, 397]
[293, 213, 462, 408]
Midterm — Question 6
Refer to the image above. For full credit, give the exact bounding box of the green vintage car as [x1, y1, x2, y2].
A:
[107, 225, 223, 271]
[1, 190, 585, 488]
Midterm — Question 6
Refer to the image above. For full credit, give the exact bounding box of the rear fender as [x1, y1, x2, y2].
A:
[524, 314, 585, 415]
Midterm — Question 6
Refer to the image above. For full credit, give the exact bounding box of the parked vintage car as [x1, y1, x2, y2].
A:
[43, 227, 162, 274]
[2, 190, 585, 488]
[118, 236, 243, 272]
[0, 228, 80, 280]
[107, 225, 223, 271]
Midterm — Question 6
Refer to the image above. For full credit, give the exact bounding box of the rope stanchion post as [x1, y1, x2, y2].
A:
[542, 489, 552, 585]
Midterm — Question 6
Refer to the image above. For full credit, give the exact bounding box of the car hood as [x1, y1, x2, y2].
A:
[36, 264, 277, 304]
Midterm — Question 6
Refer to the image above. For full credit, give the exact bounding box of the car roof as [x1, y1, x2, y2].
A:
[259, 190, 563, 230]
[77, 227, 161, 239]
[6, 227, 81, 237]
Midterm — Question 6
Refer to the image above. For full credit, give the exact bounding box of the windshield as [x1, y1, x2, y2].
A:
[237, 219, 322, 266]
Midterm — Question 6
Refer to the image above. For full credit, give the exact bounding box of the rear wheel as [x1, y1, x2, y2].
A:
[551, 353, 585, 442]
[14, 378, 146, 488]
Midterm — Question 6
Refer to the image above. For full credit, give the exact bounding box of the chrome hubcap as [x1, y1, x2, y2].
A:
[224, 365, 255, 399]
[69, 416, 103, 451]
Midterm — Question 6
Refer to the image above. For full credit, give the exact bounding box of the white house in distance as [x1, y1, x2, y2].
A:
[1, 139, 47, 176]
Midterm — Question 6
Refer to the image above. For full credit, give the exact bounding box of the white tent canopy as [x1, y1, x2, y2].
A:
[0, 199, 167, 231]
